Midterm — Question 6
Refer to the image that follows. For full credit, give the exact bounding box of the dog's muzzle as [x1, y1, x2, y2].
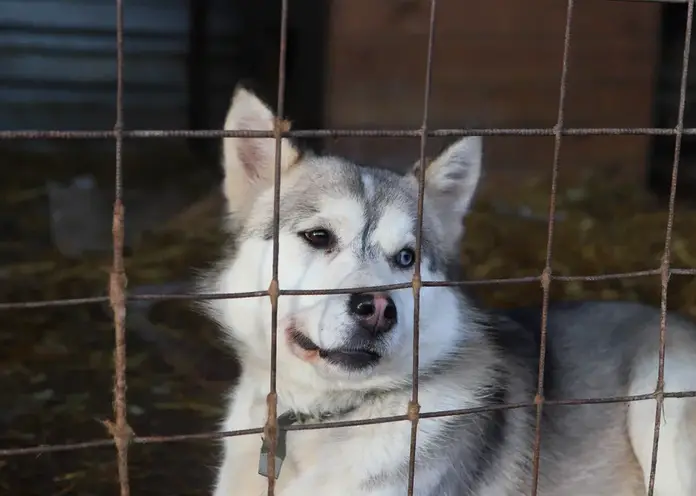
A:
[287, 328, 382, 370]
[348, 292, 397, 336]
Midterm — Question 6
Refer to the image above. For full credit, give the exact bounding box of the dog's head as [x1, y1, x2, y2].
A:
[204, 88, 482, 393]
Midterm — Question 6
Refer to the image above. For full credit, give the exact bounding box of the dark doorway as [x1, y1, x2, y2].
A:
[186, 0, 330, 170]
[649, 2, 696, 204]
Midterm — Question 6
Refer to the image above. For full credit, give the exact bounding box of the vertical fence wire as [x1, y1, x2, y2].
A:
[529, 0, 575, 494]
[405, 1, 438, 493]
[647, 1, 694, 494]
[264, 0, 290, 494]
[109, 0, 131, 495]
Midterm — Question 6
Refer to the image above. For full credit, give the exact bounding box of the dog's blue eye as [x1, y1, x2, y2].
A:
[394, 248, 415, 268]
[301, 229, 334, 249]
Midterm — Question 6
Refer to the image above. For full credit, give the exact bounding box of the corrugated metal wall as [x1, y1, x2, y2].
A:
[0, 0, 242, 135]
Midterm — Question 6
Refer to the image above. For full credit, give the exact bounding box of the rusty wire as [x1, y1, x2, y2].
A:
[4, 269, 696, 312]
[262, 0, 290, 493]
[647, 1, 695, 494]
[3, 389, 696, 459]
[106, 1, 131, 495]
[529, 0, 575, 493]
[8, 126, 696, 140]
[1, 0, 696, 495]
[406, 0, 438, 492]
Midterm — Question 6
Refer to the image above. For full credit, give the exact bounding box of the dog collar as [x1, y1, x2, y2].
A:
[257, 406, 357, 479]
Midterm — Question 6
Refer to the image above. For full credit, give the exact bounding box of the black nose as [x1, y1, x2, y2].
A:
[348, 293, 397, 334]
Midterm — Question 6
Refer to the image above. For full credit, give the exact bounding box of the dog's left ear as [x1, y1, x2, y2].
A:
[221, 86, 300, 218]
[406, 136, 482, 240]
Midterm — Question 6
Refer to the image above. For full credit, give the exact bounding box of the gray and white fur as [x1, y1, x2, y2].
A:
[201, 87, 696, 495]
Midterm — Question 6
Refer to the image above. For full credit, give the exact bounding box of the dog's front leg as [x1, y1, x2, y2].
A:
[278, 471, 355, 496]
[213, 437, 269, 496]
[279, 473, 405, 496]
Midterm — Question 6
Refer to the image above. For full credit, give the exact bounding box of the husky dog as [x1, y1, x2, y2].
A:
[202, 87, 696, 496]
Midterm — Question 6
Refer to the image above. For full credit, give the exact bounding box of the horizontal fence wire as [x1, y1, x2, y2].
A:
[614, 0, 693, 3]
[3, 269, 696, 311]
[4, 127, 696, 139]
[2, 390, 696, 458]
[0, 0, 695, 495]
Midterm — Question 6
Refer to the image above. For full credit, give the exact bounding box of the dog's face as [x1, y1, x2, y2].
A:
[204, 89, 482, 393]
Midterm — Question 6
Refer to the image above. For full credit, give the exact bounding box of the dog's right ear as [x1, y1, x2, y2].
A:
[221, 86, 300, 216]
[405, 136, 482, 252]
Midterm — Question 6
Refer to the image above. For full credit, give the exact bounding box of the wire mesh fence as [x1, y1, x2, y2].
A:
[1, 0, 696, 495]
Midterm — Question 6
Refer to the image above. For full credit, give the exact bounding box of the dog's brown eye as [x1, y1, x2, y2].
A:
[301, 229, 334, 249]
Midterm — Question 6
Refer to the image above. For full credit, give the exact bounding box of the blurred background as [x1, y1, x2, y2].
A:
[2, 0, 696, 494]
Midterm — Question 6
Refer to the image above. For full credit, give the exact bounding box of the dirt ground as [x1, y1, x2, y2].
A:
[1, 142, 696, 495]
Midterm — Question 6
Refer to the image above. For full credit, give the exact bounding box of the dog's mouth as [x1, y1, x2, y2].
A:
[287, 328, 381, 369]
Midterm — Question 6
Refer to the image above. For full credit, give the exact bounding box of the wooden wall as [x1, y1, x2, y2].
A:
[322, 0, 661, 177]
